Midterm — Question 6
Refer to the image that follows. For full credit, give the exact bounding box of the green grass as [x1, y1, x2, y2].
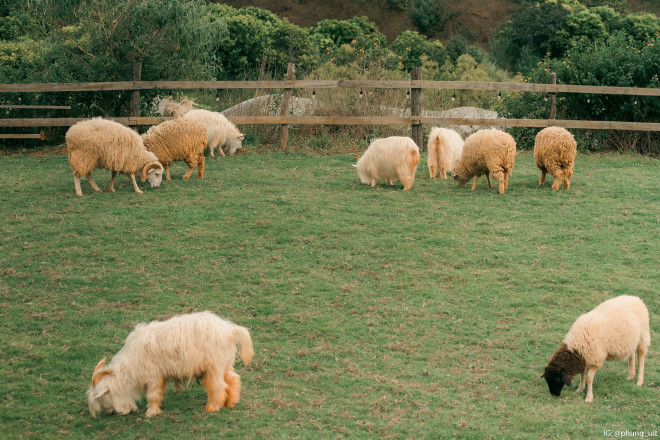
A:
[0, 149, 658, 439]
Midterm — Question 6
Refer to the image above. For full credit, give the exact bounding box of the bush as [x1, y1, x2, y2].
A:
[390, 31, 445, 71]
[409, 0, 457, 35]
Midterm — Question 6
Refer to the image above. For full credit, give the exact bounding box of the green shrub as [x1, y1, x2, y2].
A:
[409, 0, 457, 35]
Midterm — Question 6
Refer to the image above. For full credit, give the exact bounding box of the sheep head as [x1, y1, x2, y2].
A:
[542, 367, 571, 397]
[140, 161, 163, 187]
[87, 358, 138, 417]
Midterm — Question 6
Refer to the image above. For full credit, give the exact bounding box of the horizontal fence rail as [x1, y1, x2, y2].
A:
[1, 80, 660, 96]
[2, 68, 659, 147]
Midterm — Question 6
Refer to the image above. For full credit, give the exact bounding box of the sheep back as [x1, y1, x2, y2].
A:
[66, 117, 158, 176]
[356, 136, 420, 190]
[534, 126, 577, 190]
[142, 119, 207, 169]
[427, 127, 464, 179]
[452, 129, 516, 194]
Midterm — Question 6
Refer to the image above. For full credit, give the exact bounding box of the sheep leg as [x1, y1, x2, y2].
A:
[145, 378, 167, 417]
[73, 173, 84, 196]
[129, 173, 143, 194]
[539, 169, 547, 186]
[109, 171, 117, 192]
[388, 179, 393, 186]
[563, 169, 573, 190]
[440, 166, 447, 179]
[584, 367, 598, 403]
[402, 178, 414, 191]
[637, 346, 646, 386]
[471, 176, 478, 190]
[485, 172, 493, 189]
[551, 169, 564, 191]
[87, 173, 102, 193]
[182, 163, 194, 180]
[223, 368, 241, 408]
[428, 164, 437, 179]
[165, 165, 172, 181]
[576, 370, 586, 392]
[627, 354, 636, 379]
[201, 368, 227, 412]
[370, 179, 377, 187]
[197, 156, 205, 179]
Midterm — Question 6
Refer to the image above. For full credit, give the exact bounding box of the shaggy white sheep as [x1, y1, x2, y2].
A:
[427, 127, 464, 179]
[87, 311, 254, 417]
[183, 109, 245, 157]
[534, 126, 577, 190]
[452, 129, 516, 195]
[543, 295, 650, 403]
[142, 119, 207, 180]
[163, 98, 196, 118]
[353, 136, 420, 191]
[66, 118, 163, 196]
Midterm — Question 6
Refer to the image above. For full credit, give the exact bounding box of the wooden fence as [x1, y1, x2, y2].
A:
[1, 63, 659, 148]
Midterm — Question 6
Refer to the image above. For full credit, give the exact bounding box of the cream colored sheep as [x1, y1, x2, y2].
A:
[142, 119, 207, 181]
[183, 109, 245, 157]
[66, 118, 163, 196]
[352, 136, 420, 191]
[543, 295, 650, 403]
[87, 311, 254, 417]
[452, 129, 516, 195]
[534, 126, 577, 190]
[164, 98, 196, 118]
[427, 127, 464, 179]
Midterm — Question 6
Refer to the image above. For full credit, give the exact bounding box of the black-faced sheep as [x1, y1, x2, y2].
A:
[183, 109, 245, 157]
[427, 127, 464, 179]
[142, 119, 207, 181]
[452, 129, 516, 195]
[66, 118, 163, 196]
[352, 136, 420, 191]
[534, 126, 577, 190]
[543, 295, 650, 403]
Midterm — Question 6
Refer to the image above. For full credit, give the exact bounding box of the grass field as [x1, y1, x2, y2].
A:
[0, 148, 658, 439]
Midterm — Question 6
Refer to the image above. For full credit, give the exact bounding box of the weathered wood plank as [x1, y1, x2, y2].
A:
[414, 117, 660, 131]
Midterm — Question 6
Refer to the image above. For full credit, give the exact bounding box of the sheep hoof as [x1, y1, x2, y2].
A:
[145, 407, 162, 417]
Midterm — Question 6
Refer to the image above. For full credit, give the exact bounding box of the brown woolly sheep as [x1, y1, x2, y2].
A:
[452, 129, 516, 195]
[66, 118, 163, 196]
[543, 295, 650, 403]
[142, 119, 207, 180]
[534, 126, 577, 190]
[352, 136, 420, 191]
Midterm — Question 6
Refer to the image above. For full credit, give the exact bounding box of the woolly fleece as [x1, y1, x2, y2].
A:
[427, 127, 464, 179]
[534, 126, 577, 190]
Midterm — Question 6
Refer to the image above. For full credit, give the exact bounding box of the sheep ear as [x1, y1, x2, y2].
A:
[93, 382, 110, 400]
[141, 161, 162, 180]
[351, 153, 360, 161]
[238, 134, 245, 140]
[561, 370, 571, 386]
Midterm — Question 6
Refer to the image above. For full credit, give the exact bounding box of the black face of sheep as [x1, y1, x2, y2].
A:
[542, 368, 571, 396]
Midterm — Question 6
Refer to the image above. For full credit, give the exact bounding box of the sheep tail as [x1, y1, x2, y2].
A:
[233, 325, 254, 366]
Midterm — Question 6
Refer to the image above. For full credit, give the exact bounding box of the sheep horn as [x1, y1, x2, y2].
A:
[141, 161, 162, 180]
[351, 153, 360, 161]
[91, 358, 113, 386]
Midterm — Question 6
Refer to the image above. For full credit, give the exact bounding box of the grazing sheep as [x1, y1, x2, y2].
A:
[543, 295, 650, 403]
[164, 98, 196, 118]
[142, 119, 207, 180]
[352, 136, 420, 191]
[534, 126, 577, 190]
[452, 129, 516, 195]
[427, 127, 464, 179]
[183, 109, 245, 157]
[87, 311, 254, 418]
[66, 118, 163, 196]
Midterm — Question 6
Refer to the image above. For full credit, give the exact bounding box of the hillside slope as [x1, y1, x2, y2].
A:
[216, 0, 660, 46]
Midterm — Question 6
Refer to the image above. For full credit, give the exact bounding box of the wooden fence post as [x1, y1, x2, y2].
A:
[279, 63, 296, 150]
[549, 72, 557, 120]
[411, 67, 423, 150]
[130, 61, 142, 124]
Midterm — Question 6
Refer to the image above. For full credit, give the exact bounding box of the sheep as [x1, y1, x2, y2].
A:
[164, 98, 196, 118]
[534, 126, 577, 190]
[452, 129, 516, 195]
[142, 119, 207, 181]
[87, 311, 254, 418]
[66, 118, 163, 196]
[543, 295, 650, 403]
[427, 127, 464, 179]
[352, 136, 420, 191]
[183, 109, 245, 157]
